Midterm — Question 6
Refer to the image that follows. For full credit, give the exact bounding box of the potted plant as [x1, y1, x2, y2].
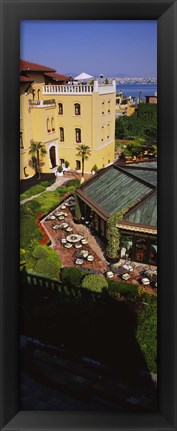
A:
[64, 160, 70, 171]
[57, 165, 63, 176]
[91, 164, 98, 175]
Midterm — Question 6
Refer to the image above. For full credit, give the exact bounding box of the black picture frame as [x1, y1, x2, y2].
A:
[1, 1, 177, 430]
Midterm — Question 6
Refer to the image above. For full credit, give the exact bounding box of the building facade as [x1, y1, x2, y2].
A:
[20, 60, 116, 180]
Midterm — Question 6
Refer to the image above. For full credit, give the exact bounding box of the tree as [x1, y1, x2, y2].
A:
[29, 140, 47, 179]
[76, 144, 91, 179]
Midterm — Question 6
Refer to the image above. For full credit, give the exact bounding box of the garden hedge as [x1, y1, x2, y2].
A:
[81, 273, 108, 292]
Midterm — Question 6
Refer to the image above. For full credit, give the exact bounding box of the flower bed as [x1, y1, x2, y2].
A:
[36, 212, 49, 245]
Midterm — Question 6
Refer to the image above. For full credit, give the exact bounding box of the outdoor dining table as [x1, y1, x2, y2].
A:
[60, 223, 68, 229]
[52, 225, 60, 230]
[66, 234, 83, 243]
[50, 215, 56, 220]
[78, 250, 89, 259]
[87, 254, 94, 262]
[122, 264, 133, 272]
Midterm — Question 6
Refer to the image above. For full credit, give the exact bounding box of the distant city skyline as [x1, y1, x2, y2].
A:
[20, 20, 157, 78]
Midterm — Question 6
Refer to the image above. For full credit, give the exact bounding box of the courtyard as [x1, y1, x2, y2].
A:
[41, 192, 157, 290]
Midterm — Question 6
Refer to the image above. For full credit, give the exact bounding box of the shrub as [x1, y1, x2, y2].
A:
[20, 184, 46, 199]
[32, 245, 50, 259]
[65, 160, 70, 168]
[66, 186, 76, 192]
[66, 179, 80, 188]
[35, 256, 60, 280]
[91, 164, 98, 172]
[136, 296, 157, 373]
[35, 191, 60, 214]
[32, 246, 61, 280]
[40, 180, 51, 188]
[108, 280, 139, 299]
[61, 267, 84, 288]
[81, 274, 108, 292]
[55, 186, 68, 195]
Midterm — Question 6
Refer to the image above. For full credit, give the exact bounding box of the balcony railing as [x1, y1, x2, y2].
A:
[28, 99, 56, 108]
[43, 84, 94, 95]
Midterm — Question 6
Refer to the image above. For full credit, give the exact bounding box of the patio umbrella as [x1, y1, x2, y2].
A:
[74, 72, 94, 81]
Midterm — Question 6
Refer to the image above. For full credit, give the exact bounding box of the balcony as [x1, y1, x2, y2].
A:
[42, 80, 116, 96]
[28, 99, 56, 108]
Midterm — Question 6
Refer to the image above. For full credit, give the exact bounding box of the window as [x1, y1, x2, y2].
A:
[75, 128, 81, 143]
[20, 132, 24, 149]
[60, 158, 65, 165]
[102, 101, 105, 114]
[59, 127, 64, 142]
[101, 126, 104, 141]
[47, 118, 51, 133]
[37, 89, 41, 101]
[149, 240, 157, 265]
[121, 235, 133, 260]
[74, 103, 81, 115]
[108, 100, 111, 113]
[107, 123, 110, 138]
[58, 103, 63, 115]
[32, 89, 36, 100]
[51, 117, 55, 131]
[76, 160, 81, 170]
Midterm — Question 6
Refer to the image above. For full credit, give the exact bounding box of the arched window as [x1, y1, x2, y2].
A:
[102, 101, 105, 115]
[47, 118, 51, 133]
[75, 128, 81, 143]
[20, 132, 24, 149]
[58, 103, 63, 115]
[108, 100, 111, 113]
[51, 117, 55, 131]
[32, 89, 36, 100]
[74, 103, 81, 115]
[101, 126, 104, 142]
[37, 89, 41, 101]
[107, 123, 110, 138]
[59, 127, 64, 142]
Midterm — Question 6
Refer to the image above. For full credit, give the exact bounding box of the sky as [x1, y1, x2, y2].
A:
[20, 20, 157, 78]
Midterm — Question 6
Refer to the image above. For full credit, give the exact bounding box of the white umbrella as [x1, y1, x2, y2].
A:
[74, 72, 93, 81]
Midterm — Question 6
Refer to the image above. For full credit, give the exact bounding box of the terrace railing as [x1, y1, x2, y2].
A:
[43, 84, 94, 95]
[21, 270, 105, 303]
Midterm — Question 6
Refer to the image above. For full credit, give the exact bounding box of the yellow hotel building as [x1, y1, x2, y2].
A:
[20, 60, 116, 180]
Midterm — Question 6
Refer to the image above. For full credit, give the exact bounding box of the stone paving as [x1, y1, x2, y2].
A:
[42, 207, 108, 274]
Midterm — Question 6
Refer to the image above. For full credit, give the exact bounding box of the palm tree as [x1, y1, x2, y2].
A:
[29, 140, 47, 179]
[76, 144, 91, 179]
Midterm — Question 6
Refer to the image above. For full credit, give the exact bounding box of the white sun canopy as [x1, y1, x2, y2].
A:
[74, 72, 94, 80]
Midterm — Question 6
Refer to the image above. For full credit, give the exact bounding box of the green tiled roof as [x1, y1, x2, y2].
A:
[127, 161, 157, 169]
[83, 166, 153, 216]
[121, 168, 157, 187]
[124, 192, 157, 227]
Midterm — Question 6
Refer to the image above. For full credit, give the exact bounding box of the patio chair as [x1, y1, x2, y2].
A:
[122, 273, 131, 281]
